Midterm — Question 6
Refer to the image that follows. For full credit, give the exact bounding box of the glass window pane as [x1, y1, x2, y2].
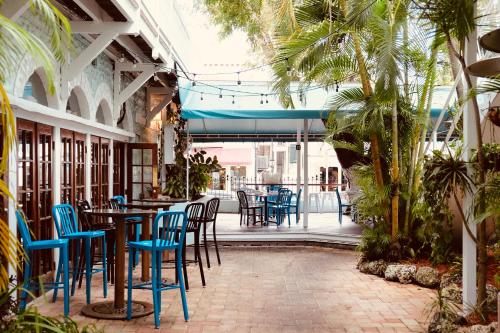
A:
[143, 149, 152, 165]
[143, 166, 152, 182]
[132, 149, 142, 165]
[132, 184, 142, 200]
[132, 166, 142, 182]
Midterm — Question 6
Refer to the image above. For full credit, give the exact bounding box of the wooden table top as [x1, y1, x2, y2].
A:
[120, 202, 174, 210]
[82, 208, 156, 217]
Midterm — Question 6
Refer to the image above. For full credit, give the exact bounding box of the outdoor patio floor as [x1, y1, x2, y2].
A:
[209, 213, 363, 246]
[34, 247, 435, 332]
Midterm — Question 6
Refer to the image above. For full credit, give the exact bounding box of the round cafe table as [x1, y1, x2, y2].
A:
[80, 208, 155, 320]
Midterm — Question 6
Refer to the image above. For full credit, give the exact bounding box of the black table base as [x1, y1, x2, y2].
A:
[81, 300, 153, 320]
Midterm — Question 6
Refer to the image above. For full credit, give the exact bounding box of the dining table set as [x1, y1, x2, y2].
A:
[79, 196, 188, 320]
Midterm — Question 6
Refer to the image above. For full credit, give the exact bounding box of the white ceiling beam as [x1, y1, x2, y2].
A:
[71, 0, 104, 21]
[146, 92, 173, 126]
[70, 21, 138, 34]
[117, 68, 156, 106]
[63, 31, 118, 83]
[1, 0, 30, 21]
[114, 35, 149, 63]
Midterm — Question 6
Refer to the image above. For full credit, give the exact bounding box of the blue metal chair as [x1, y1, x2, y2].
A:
[268, 189, 293, 226]
[52, 204, 107, 304]
[335, 187, 353, 225]
[16, 210, 70, 316]
[127, 210, 189, 328]
[110, 195, 141, 267]
[289, 188, 302, 223]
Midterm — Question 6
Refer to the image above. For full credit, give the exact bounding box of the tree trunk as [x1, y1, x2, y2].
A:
[391, 102, 399, 239]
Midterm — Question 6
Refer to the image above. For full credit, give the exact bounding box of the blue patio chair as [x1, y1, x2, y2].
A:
[52, 204, 107, 304]
[269, 189, 293, 226]
[110, 195, 142, 268]
[335, 187, 353, 225]
[16, 210, 70, 316]
[289, 188, 302, 223]
[127, 210, 189, 328]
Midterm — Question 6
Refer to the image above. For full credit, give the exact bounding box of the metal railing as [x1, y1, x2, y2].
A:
[205, 175, 348, 199]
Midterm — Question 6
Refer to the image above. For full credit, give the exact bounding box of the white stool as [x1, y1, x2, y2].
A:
[320, 192, 336, 212]
[309, 193, 320, 213]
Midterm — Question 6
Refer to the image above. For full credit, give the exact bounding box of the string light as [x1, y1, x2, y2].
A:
[260, 94, 264, 104]
[265, 94, 269, 104]
[237, 72, 241, 85]
[299, 92, 303, 102]
[153, 74, 159, 81]
[192, 74, 196, 86]
[232, 95, 235, 104]
[219, 89, 222, 98]
[200, 92, 204, 100]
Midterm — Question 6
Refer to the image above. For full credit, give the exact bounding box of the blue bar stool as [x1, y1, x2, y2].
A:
[127, 210, 189, 328]
[52, 204, 107, 304]
[110, 195, 142, 268]
[16, 210, 70, 316]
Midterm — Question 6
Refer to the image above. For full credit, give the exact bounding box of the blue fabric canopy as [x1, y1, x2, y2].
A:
[177, 78, 455, 141]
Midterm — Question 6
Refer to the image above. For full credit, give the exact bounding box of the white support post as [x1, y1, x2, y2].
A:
[462, 17, 478, 314]
[186, 121, 190, 201]
[296, 121, 301, 196]
[85, 133, 92, 202]
[63, 31, 118, 85]
[303, 119, 309, 229]
[116, 68, 156, 107]
[70, 21, 137, 34]
[52, 127, 61, 265]
[2, 0, 30, 20]
[109, 138, 114, 198]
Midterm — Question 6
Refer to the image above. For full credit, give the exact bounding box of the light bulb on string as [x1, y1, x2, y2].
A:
[237, 72, 241, 85]
[192, 74, 196, 86]
[260, 94, 264, 104]
[299, 92, 303, 103]
[219, 89, 222, 99]
[265, 94, 269, 104]
[232, 95, 235, 104]
[153, 74, 159, 81]
[200, 92, 204, 101]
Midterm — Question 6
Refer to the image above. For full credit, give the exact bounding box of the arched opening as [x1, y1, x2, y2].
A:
[22, 72, 48, 106]
[66, 86, 90, 119]
[95, 99, 113, 126]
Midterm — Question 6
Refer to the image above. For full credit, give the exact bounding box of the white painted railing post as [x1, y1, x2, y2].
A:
[303, 119, 309, 229]
[52, 126, 61, 266]
[85, 133, 92, 202]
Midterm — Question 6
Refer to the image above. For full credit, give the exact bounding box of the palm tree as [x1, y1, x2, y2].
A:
[0, 0, 72, 293]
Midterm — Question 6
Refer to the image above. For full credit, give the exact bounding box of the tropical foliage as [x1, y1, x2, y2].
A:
[0, 0, 71, 294]
[201, 0, 499, 319]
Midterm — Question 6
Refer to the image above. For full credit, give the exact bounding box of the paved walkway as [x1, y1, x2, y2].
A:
[35, 247, 434, 332]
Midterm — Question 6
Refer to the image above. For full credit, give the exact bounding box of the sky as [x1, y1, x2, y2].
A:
[177, 1, 271, 81]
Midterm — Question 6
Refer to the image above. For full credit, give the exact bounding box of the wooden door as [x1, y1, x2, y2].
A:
[113, 141, 125, 196]
[100, 138, 110, 207]
[90, 136, 100, 207]
[17, 119, 54, 276]
[74, 132, 86, 202]
[127, 143, 158, 200]
[60, 129, 73, 205]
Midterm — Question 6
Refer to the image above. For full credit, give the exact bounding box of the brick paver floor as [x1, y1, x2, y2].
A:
[34, 247, 435, 332]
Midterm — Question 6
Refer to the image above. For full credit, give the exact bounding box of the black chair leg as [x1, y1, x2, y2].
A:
[213, 222, 221, 265]
[203, 223, 210, 268]
[195, 231, 206, 286]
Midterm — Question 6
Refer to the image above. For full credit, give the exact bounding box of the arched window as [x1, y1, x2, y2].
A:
[66, 90, 81, 116]
[65, 87, 89, 119]
[95, 99, 112, 126]
[23, 72, 48, 106]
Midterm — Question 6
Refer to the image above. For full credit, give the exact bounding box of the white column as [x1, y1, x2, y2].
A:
[185, 121, 190, 200]
[52, 127, 61, 265]
[7, 125, 18, 278]
[296, 121, 301, 195]
[108, 138, 114, 198]
[85, 133, 92, 202]
[303, 119, 309, 229]
[462, 16, 478, 313]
